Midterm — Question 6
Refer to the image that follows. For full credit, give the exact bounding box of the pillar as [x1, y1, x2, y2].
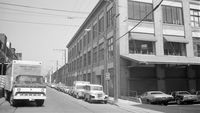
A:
[182, 0, 194, 57]
[156, 64, 166, 92]
[187, 66, 196, 93]
[153, 0, 164, 56]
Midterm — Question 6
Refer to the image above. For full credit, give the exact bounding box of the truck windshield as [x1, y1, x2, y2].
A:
[16, 75, 44, 84]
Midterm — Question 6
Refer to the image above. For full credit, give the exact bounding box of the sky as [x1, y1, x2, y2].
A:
[0, 0, 99, 75]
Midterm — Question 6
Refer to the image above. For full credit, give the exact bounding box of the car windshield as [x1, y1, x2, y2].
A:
[178, 91, 190, 95]
[76, 85, 85, 89]
[16, 75, 44, 84]
[150, 91, 164, 95]
[91, 86, 103, 91]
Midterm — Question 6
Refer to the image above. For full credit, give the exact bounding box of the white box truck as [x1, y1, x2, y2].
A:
[4, 60, 46, 106]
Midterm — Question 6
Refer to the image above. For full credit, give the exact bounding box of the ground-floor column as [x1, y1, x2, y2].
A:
[156, 64, 166, 92]
[187, 66, 196, 93]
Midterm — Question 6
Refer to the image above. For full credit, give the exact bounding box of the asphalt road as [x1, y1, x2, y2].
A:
[0, 87, 200, 113]
[0, 87, 129, 113]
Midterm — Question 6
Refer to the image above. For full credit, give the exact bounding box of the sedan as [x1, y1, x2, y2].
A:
[171, 91, 198, 104]
[140, 91, 174, 105]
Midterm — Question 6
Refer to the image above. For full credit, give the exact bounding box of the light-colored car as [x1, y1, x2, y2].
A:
[140, 91, 173, 105]
[84, 84, 108, 104]
[171, 91, 198, 104]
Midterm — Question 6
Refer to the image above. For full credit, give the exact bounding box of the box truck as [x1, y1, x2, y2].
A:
[4, 60, 46, 106]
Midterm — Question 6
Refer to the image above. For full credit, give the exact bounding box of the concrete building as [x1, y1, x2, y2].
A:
[67, 0, 200, 97]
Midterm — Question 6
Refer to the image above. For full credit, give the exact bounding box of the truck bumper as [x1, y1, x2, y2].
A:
[14, 95, 46, 101]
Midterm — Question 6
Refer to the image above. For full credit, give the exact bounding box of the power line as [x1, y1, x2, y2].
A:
[0, 7, 86, 19]
[115, 0, 164, 42]
[0, 18, 79, 27]
[0, 2, 89, 14]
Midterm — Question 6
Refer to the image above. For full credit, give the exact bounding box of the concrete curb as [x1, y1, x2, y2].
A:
[0, 98, 5, 105]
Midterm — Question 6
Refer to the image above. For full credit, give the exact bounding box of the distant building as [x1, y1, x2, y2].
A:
[67, 0, 200, 97]
[0, 33, 22, 74]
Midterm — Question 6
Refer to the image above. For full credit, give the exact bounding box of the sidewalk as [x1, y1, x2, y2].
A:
[108, 97, 163, 113]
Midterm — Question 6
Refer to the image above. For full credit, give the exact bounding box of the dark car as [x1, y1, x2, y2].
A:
[171, 91, 197, 105]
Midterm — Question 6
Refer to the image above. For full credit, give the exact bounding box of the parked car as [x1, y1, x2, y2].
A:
[140, 91, 173, 105]
[84, 84, 108, 104]
[171, 91, 198, 104]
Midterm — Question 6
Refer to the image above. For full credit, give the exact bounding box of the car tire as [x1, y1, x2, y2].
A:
[146, 99, 151, 104]
[36, 100, 44, 106]
[9, 94, 17, 107]
[176, 99, 182, 105]
[104, 101, 107, 104]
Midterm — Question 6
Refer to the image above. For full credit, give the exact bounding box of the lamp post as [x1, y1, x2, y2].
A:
[85, 28, 110, 96]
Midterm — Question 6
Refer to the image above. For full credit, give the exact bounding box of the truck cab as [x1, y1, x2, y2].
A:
[4, 60, 46, 106]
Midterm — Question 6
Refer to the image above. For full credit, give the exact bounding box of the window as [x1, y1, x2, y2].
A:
[83, 54, 87, 66]
[128, 1, 153, 21]
[99, 16, 104, 34]
[93, 47, 98, 64]
[99, 43, 104, 61]
[129, 40, 155, 54]
[164, 42, 186, 56]
[87, 30, 91, 44]
[190, 9, 200, 27]
[162, 6, 183, 25]
[83, 35, 86, 48]
[107, 7, 113, 28]
[93, 23, 98, 40]
[193, 37, 200, 57]
[88, 51, 91, 65]
[108, 37, 114, 58]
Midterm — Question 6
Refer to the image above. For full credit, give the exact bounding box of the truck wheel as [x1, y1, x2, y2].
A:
[4, 91, 10, 101]
[36, 100, 44, 106]
[9, 94, 17, 107]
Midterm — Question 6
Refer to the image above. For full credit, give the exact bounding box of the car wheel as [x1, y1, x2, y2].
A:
[146, 99, 151, 104]
[176, 99, 182, 105]
[89, 97, 92, 103]
[36, 100, 44, 106]
[163, 102, 168, 106]
[9, 94, 17, 107]
[104, 101, 107, 104]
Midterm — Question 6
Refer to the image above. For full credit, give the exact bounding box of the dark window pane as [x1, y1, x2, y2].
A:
[133, 2, 140, 20]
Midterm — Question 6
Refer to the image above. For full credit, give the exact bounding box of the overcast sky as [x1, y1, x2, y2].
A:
[0, 0, 99, 75]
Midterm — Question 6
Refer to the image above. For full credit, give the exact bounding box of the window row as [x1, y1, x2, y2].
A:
[129, 39, 187, 56]
[69, 37, 114, 72]
[128, 1, 184, 25]
[68, 7, 114, 61]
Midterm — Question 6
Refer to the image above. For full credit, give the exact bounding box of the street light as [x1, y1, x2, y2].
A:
[84, 28, 110, 96]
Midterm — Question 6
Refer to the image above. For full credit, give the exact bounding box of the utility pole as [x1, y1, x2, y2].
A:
[113, 0, 119, 103]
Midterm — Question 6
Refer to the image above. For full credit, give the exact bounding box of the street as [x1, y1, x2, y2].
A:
[0, 87, 200, 113]
[0, 87, 129, 113]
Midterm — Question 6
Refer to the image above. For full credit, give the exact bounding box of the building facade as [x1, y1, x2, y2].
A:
[67, 0, 200, 97]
